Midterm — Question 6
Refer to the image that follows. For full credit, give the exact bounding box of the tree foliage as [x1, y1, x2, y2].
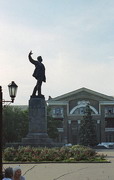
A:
[79, 104, 98, 147]
[3, 105, 60, 143]
[47, 106, 60, 140]
[3, 106, 29, 144]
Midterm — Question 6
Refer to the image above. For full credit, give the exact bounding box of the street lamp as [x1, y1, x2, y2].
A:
[0, 81, 18, 179]
[8, 81, 18, 103]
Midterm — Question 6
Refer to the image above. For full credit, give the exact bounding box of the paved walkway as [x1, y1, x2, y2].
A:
[3, 149, 114, 180]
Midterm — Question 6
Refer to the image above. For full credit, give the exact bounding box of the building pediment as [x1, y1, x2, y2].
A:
[48, 87, 114, 102]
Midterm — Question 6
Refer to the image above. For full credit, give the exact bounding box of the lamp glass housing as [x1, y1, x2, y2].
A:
[8, 81, 18, 102]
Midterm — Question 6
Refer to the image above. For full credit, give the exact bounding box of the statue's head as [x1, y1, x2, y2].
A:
[37, 56, 42, 62]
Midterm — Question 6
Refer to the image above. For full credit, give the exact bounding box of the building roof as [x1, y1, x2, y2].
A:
[48, 87, 114, 102]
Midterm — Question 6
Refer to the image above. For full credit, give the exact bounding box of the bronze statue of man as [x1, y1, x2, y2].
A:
[28, 51, 46, 98]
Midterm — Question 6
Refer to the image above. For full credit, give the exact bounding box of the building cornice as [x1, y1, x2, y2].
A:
[47, 101, 68, 106]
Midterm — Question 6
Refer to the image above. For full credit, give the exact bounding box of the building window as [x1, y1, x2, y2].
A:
[105, 107, 114, 115]
[52, 108, 64, 117]
[70, 103, 98, 115]
[80, 107, 85, 114]
[106, 134, 114, 142]
[73, 107, 85, 114]
[72, 107, 95, 115]
[105, 119, 114, 128]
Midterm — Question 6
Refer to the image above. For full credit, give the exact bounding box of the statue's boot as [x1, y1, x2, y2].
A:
[31, 86, 37, 97]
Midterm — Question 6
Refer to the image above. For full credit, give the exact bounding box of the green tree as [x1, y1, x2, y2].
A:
[47, 107, 60, 140]
[3, 106, 29, 144]
[3, 105, 61, 143]
[79, 104, 98, 147]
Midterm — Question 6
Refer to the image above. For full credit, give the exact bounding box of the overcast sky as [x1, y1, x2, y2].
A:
[1, 0, 114, 105]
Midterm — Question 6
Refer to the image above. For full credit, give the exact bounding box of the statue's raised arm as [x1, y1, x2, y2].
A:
[28, 51, 37, 65]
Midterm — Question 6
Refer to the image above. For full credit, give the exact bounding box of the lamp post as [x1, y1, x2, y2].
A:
[97, 120, 101, 143]
[0, 81, 18, 179]
[68, 120, 71, 143]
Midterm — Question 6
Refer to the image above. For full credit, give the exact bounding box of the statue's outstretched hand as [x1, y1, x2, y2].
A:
[29, 50, 33, 56]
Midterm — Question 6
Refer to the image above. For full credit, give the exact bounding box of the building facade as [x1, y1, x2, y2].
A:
[47, 88, 114, 145]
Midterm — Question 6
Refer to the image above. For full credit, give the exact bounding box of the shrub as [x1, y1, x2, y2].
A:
[3, 145, 106, 162]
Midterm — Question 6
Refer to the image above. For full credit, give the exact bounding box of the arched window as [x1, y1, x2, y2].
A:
[70, 104, 98, 115]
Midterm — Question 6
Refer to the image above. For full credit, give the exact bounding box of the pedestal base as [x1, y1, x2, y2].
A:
[21, 97, 53, 147]
[22, 133, 53, 147]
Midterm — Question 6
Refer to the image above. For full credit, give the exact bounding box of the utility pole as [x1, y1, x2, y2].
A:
[0, 86, 3, 179]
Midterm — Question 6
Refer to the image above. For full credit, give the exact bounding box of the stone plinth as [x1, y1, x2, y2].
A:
[22, 97, 53, 147]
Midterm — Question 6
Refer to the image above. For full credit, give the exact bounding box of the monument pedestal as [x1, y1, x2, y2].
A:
[22, 97, 53, 147]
